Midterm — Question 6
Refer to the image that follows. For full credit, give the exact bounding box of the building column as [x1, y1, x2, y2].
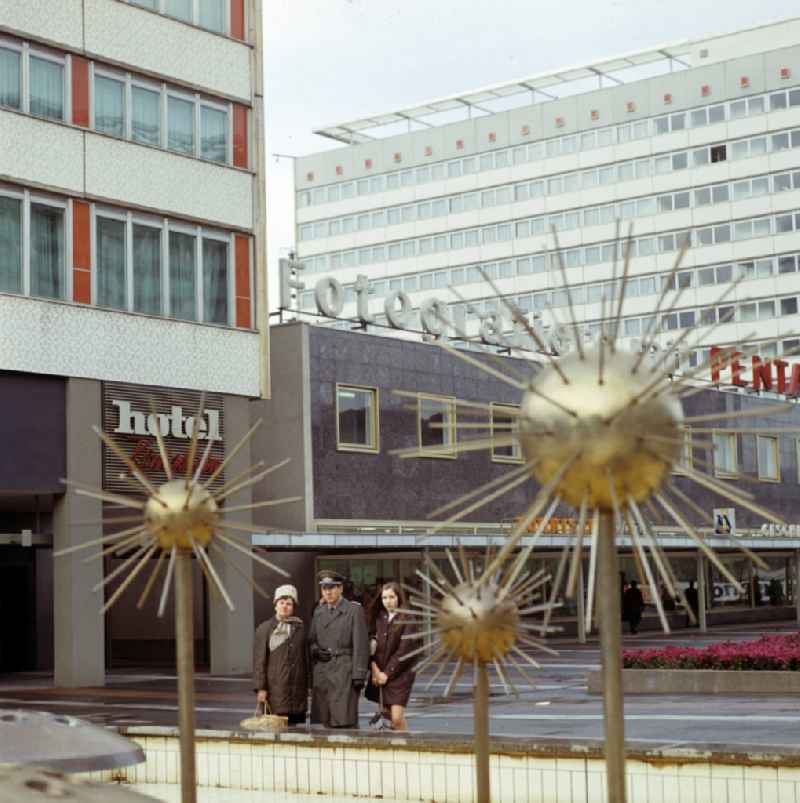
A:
[697, 551, 707, 633]
[53, 379, 105, 687]
[208, 395, 255, 675]
[576, 558, 587, 644]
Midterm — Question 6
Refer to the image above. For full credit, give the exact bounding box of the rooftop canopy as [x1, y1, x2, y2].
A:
[313, 40, 694, 144]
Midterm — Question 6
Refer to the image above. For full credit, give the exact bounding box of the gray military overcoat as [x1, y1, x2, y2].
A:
[308, 598, 369, 727]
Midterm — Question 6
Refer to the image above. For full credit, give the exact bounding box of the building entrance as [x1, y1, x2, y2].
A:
[0, 548, 36, 672]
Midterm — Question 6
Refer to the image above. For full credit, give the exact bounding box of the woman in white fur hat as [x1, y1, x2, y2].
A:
[253, 584, 309, 725]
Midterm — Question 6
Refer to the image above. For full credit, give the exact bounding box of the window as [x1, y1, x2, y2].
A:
[165, 0, 192, 21]
[336, 386, 378, 452]
[0, 47, 21, 109]
[0, 195, 22, 292]
[29, 55, 63, 120]
[29, 202, 64, 299]
[757, 435, 779, 481]
[94, 74, 125, 137]
[168, 95, 195, 155]
[132, 223, 162, 314]
[131, 84, 161, 145]
[713, 432, 738, 477]
[200, 105, 228, 162]
[198, 0, 226, 32]
[96, 215, 127, 310]
[491, 403, 521, 463]
[710, 144, 726, 163]
[781, 297, 798, 316]
[202, 237, 228, 324]
[169, 230, 196, 320]
[418, 395, 455, 458]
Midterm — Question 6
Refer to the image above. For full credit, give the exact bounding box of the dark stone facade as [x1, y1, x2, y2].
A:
[307, 325, 800, 529]
[0, 371, 66, 495]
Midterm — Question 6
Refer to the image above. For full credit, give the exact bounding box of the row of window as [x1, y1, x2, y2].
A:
[298, 128, 800, 242]
[335, 384, 792, 484]
[126, 0, 230, 35]
[709, 432, 783, 482]
[93, 66, 231, 162]
[303, 161, 800, 268]
[620, 293, 799, 340]
[302, 204, 800, 277]
[298, 85, 800, 207]
[302, 252, 800, 320]
[0, 38, 238, 165]
[336, 385, 516, 461]
[0, 189, 243, 326]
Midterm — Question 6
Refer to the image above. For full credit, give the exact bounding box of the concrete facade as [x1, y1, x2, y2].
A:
[0, 0, 266, 680]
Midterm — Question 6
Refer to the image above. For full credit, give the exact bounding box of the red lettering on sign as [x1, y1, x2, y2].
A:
[711, 345, 797, 397]
[774, 360, 789, 394]
[130, 439, 221, 479]
[730, 354, 746, 387]
[710, 346, 723, 383]
[751, 357, 773, 391]
[789, 364, 800, 397]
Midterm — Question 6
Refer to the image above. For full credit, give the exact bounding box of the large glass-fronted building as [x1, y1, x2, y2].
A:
[293, 18, 800, 366]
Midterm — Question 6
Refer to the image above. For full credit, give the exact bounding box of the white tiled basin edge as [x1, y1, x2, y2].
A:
[79, 729, 800, 803]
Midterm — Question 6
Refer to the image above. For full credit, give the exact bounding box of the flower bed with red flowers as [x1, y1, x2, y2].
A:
[623, 633, 800, 671]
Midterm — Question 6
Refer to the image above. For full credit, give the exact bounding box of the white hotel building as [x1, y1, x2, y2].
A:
[293, 18, 800, 367]
[0, 1, 266, 684]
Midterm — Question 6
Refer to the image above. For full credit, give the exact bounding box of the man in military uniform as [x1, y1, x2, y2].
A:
[309, 570, 369, 728]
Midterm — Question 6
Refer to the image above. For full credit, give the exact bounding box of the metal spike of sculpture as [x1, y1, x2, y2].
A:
[395, 225, 790, 803]
[56, 396, 300, 803]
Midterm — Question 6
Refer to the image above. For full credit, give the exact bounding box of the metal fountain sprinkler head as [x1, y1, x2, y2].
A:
[438, 581, 520, 663]
[519, 348, 683, 510]
[0, 765, 159, 802]
[145, 479, 219, 550]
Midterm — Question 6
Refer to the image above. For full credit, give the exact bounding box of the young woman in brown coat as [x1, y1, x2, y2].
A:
[365, 581, 416, 731]
[253, 584, 308, 725]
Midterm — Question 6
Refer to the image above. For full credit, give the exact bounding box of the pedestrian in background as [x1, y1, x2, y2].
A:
[253, 584, 308, 725]
[309, 570, 369, 728]
[685, 580, 699, 626]
[622, 579, 645, 635]
[366, 581, 416, 731]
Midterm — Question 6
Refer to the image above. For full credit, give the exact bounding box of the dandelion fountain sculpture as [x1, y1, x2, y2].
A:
[394, 226, 791, 802]
[55, 397, 300, 803]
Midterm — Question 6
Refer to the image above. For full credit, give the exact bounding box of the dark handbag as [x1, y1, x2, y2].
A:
[364, 678, 380, 704]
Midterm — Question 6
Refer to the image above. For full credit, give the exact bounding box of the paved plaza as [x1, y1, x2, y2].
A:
[1, 622, 798, 753]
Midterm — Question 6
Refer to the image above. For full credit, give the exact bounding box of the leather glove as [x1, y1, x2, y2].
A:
[352, 678, 365, 690]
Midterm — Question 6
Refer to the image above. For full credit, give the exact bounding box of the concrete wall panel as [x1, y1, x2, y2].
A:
[0, 0, 83, 51]
[0, 295, 260, 396]
[85, 133, 253, 229]
[84, 0, 251, 102]
[0, 113, 84, 195]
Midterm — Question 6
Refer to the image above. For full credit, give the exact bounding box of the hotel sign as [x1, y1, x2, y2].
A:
[101, 382, 226, 495]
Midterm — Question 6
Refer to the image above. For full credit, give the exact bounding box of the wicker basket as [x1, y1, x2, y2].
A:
[240, 702, 288, 732]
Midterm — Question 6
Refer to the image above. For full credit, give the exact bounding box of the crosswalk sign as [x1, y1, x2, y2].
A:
[713, 508, 735, 535]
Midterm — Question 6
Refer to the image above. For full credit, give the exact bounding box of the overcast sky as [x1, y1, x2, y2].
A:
[262, 1, 799, 310]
